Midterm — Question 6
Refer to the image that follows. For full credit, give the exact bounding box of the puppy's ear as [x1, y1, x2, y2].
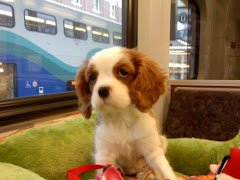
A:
[129, 49, 167, 112]
[76, 60, 92, 119]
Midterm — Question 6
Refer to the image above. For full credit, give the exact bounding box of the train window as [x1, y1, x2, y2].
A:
[92, 26, 110, 44]
[169, 0, 200, 80]
[64, 19, 87, 40]
[113, 32, 122, 46]
[24, 9, 57, 35]
[0, 0, 131, 119]
[170, 0, 240, 80]
[0, 3, 15, 28]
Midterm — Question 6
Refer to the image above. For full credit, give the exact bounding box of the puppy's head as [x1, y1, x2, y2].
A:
[76, 47, 166, 119]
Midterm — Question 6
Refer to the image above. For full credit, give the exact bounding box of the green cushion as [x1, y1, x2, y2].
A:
[0, 113, 96, 180]
[0, 162, 45, 180]
[167, 131, 240, 176]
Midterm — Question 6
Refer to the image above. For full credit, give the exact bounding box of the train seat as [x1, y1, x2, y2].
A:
[164, 89, 240, 141]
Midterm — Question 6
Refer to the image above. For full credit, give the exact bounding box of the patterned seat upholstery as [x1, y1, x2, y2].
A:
[164, 90, 240, 141]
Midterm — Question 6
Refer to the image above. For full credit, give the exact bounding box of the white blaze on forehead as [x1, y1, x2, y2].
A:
[89, 47, 125, 75]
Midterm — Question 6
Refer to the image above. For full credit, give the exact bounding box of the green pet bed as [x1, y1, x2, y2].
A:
[0, 114, 96, 180]
[0, 112, 239, 180]
[0, 162, 46, 180]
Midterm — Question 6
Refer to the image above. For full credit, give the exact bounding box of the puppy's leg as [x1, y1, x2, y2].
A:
[151, 168, 165, 180]
[159, 135, 168, 154]
[94, 150, 120, 176]
[145, 150, 176, 180]
[94, 140, 118, 175]
[95, 151, 116, 166]
[149, 135, 169, 180]
[137, 137, 177, 180]
[134, 157, 167, 180]
[134, 158, 155, 180]
[135, 136, 169, 180]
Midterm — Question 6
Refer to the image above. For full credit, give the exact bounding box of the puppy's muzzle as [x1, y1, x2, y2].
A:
[98, 87, 110, 99]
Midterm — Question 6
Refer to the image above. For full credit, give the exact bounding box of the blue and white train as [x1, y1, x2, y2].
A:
[0, 0, 122, 98]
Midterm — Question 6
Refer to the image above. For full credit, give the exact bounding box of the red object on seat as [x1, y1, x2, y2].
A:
[95, 166, 123, 180]
[67, 164, 124, 180]
[222, 148, 240, 179]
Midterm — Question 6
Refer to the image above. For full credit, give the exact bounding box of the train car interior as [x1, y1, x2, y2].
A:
[0, 0, 240, 179]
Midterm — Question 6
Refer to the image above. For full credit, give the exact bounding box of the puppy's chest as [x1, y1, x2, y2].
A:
[96, 122, 140, 160]
[95, 113, 155, 144]
[97, 121, 133, 144]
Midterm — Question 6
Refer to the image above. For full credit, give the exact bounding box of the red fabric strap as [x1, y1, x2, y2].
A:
[67, 164, 105, 180]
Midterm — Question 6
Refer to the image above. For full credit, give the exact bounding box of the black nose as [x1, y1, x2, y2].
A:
[98, 87, 110, 99]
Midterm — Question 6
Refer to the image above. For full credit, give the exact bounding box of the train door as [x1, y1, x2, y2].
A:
[170, 0, 240, 80]
[169, 0, 200, 80]
[0, 63, 16, 99]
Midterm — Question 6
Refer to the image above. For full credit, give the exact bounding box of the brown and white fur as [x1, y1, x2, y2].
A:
[76, 47, 177, 180]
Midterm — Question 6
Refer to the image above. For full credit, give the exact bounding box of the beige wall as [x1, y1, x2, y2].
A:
[138, 0, 171, 132]
[197, 0, 240, 80]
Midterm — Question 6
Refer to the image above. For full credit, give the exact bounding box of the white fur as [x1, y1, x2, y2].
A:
[89, 47, 131, 111]
[216, 173, 238, 180]
[210, 164, 220, 174]
[89, 47, 177, 180]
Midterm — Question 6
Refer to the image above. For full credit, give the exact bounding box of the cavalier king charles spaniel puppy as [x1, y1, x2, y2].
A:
[76, 47, 177, 180]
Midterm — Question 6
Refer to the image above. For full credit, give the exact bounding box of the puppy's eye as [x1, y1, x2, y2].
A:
[89, 74, 97, 82]
[119, 69, 129, 78]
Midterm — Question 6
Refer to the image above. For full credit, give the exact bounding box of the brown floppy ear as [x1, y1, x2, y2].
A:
[76, 60, 92, 119]
[129, 49, 167, 112]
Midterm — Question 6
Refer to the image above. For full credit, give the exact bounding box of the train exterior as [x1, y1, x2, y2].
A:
[0, 0, 122, 98]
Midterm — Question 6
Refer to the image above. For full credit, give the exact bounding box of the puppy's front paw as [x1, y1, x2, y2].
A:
[164, 175, 178, 180]
[137, 166, 155, 180]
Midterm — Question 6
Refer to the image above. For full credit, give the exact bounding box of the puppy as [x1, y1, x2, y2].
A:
[76, 47, 177, 180]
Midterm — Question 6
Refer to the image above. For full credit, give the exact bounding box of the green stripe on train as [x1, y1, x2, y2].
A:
[0, 30, 103, 82]
[0, 30, 77, 75]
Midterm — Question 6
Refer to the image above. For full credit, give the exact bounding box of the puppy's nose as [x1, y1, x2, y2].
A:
[98, 87, 110, 99]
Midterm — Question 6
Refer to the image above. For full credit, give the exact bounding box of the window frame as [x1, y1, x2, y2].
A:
[190, 0, 200, 79]
[113, 32, 122, 46]
[0, 2, 15, 28]
[92, 26, 110, 44]
[24, 9, 57, 35]
[0, 0, 137, 121]
[110, 3, 117, 19]
[71, 0, 82, 7]
[63, 19, 88, 40]
[169, 0, 200, 80]
[93, 0, 101, 13]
